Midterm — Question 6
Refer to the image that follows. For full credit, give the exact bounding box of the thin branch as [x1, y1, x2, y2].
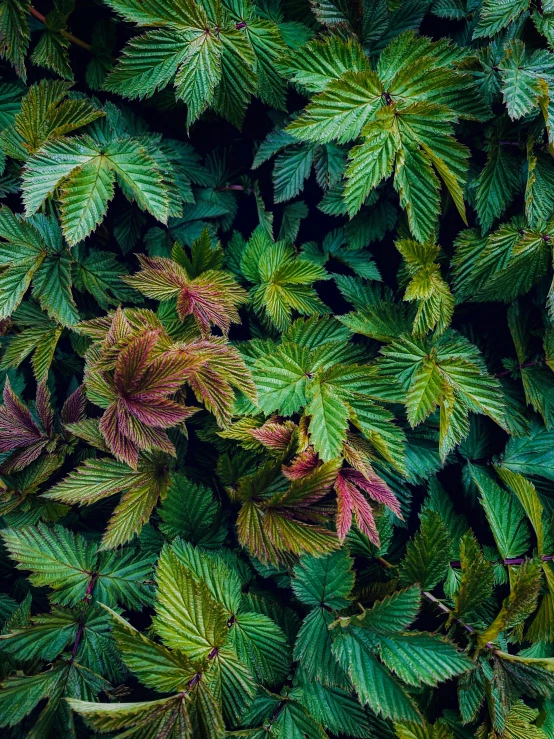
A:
[375, 556, 497, 650]
[450, 553, 554, 568]
[29, 6, 92, 51]
[495, 358, 546, 378]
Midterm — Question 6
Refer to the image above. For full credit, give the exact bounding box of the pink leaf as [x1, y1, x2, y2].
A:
[334, 471, 380, 545]
[282, 447, 320, 480]
[341, 468, 402, 519]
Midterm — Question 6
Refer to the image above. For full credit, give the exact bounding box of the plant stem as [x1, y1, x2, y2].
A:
[375, 557, 497, 649]
[495, 359, 546, 378]
[71, 575, 97, 658]
[450, 553, 554, 568]
[29, 6, 92, 51]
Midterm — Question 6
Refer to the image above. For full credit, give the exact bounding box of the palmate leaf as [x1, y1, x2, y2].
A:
[0, 207, 78, 326]
[395, 239, 454, 336]
[0, 303, 62, 381]
[498, 41, 554, 120]
[380, 330, 505, 458]
[44, 455, 171, 549]
[286, 33, 475, 240]
[22, 134, 170, 245]
[0, 523, 96, 606]
[241, 229, 329, 331]
[292, 550, 354, 609]
[0, 79, 105, 159]
[123, 251, 247, 335]
[104, 0, 288, 126]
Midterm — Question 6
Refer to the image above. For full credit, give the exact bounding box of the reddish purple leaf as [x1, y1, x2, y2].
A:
[340, 468, 402, 519]
[334, 471, 380, 545]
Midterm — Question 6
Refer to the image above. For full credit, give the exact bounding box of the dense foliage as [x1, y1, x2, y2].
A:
[2, 0, 554, 737]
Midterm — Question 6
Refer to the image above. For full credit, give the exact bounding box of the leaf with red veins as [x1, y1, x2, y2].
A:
[250, 420, 295, 450]
[174, 338, 257, 426]
[36, 381, 54, 436]
[282, 447, 320, 480]
[0, 380, 53, 472]
[341, 468, 402, 519]
[133, 354, 191, 400]
[125, 257, 247, 336]
[113, 330, 160, 395]
[99, 403, 141, 469]
[61, 386, 86, 425]
[118, 410, 175, 456]
[123, 255, 185, 300]
[334, 471, 380, 545]
[175, 270, 246, 335]
[0, 378, 44, 453]
[123, 397, 197, 427]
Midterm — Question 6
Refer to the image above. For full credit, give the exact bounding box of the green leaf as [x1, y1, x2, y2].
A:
[394, 142, 441, 244]
[0, 0, 30, 80]
[468, 464, 530, 560]
[158, 473, 225, 548]
[399, 509, 451, 590]
[286, 70, 384, 144]
[0, 523, 96, 607]
[475, 145, 521, 233]
[474, 0, 530, 39]
[32, 251, 79, 325]
[306, 377, 350, 461]
[332, 626, 421, 723]
[477, 558, 542, 648]
[292, 550, 354, 609]
[451, 531, 494, 621]
[104, 29, 188, 99]
[153, 545, 228, 661]
[229, 611, 291, 685]
[358, 586, 421, 635]
[496, 466, 545, 555]
[377, 632, 472, 687]
[498, 41, 552, 120]
[60, 158, 115, 245]
[344, 114, 397, 215]
[106, 605, 196, 692]
[500, 423, 554, 481]
[174, 29, 222, 127]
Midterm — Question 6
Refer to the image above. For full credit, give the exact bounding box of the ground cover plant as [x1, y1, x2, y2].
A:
[2, 0, 554, 737]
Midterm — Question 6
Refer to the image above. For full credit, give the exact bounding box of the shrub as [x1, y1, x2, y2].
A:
[0, 1, 554, 737]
